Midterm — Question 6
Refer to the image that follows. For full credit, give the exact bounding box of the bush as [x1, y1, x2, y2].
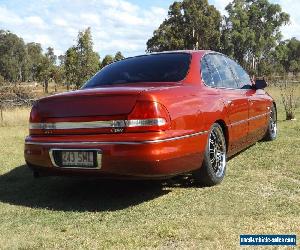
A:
[279, 81, 300, 120]
[0, 84, 36, 108]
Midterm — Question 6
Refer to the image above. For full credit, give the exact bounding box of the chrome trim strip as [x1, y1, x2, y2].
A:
[230, 112, 271, 127]
[49, 149, 102, 169]
[30, 120, 125, 130]
[25, 130, 208, 146]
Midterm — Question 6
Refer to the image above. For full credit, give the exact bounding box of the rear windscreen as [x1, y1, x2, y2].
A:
[82, 53, 191, 88]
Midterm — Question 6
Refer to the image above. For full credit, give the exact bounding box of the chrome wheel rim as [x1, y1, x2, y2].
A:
[208, 126, 226, 178]
[270, 109, 277, 138]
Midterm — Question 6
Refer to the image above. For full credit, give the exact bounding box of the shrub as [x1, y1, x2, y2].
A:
[279, 81, 300, 120]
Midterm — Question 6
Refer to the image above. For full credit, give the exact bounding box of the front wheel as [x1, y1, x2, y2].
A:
[263, 104, 277, 141]
[193, 123, 227, 186]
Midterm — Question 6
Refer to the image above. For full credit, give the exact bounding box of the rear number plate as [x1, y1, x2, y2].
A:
[61, 151, 95, 167]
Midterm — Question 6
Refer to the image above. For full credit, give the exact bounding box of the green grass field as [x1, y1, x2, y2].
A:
[0, 88, 299, 249]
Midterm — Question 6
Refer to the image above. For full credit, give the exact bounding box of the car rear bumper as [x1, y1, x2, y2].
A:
[24, 131, 208, 179]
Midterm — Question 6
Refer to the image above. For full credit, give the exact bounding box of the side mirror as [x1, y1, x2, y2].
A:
[254, 79, 267, 89]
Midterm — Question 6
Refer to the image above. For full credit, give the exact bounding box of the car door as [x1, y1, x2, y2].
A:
[203, 54, 249, 154]
[228, 59, 268, 144]
[248, 89, 268, 142]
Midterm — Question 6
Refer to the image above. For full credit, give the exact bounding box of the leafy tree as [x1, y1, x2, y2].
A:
[101, 55, 114, 68]
[266, 38, 300, 76]
[64, 46, 78, 90]
[76, 27, 100, 88]
[63, 28, 100, 89]
[285, 38, 300, 75]
[37, 47, 57, 93]
[0, 30, 27, 82]
[114, 51, 125, 61]
[221, 0, 289, 75]
[147, 0, 221, 52]
[25, 42, 43, 82]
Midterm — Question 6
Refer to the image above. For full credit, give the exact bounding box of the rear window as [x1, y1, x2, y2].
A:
[82, 53, 191, 88]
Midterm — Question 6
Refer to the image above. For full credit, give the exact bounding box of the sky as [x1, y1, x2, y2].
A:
[0, 0, 299, 58]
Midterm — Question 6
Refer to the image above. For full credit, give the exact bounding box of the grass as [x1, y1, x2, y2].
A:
[0, 107, 30, 127]
[0, 87, 299, 249]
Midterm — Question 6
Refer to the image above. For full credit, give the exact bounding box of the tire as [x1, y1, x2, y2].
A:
[193, 123, 227, 186]
[263, 104, 277, 141]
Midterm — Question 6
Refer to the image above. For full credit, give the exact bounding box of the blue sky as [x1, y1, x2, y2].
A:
[0, 0, 299, 58]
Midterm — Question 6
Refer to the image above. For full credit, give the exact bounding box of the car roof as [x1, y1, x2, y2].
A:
[149, 50, 211, 55]
[118, 50, 211, 62]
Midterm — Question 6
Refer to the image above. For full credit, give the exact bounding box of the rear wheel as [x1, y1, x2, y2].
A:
[194, 123, 227, 186]
[263, 104, 277, 141]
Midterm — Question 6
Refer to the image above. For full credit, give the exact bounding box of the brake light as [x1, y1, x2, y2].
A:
[125, 101, 171, 132]
[29, 104, 43, 135]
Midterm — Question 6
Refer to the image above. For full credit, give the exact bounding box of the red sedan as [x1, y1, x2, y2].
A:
[24, 50, 277, 186]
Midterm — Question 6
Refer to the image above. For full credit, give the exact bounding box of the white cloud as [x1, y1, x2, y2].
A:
[0, 6, 22, 25]
[24, 16, 46, 29]
[80, 13, 101, 26]
[33, 34, 52, 45]
[53, 18, 68, 27]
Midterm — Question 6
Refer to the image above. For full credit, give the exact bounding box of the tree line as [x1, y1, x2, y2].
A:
[0, 0, 300, 91]
[0, 28, 124, 92]
[147, 0, 300, 77]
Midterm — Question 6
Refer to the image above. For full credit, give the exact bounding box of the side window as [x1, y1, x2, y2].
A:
[201, 55, 222, 87]
[210, 54, 238, 89]
[201, 57, 214, 86]
[227, 58, 252, 89]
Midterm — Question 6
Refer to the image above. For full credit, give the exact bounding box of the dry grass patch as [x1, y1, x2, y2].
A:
[0, 107, 30, 127]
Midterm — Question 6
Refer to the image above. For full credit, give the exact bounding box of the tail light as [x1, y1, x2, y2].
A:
[29, 103, 43, 135]
[125, 101, 171, 132]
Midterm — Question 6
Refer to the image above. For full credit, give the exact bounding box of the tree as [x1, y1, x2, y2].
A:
[285, 38, 300, 75]
[147, 0, 221, 52]
[37, 47, 57, 93]
[114, 51, 125, 61]
[64, 46, 78, 90]
[25, 42, 43, 82]
[266, 38, 300, 76]
[63, 28, 100, 89]
[221, 0, 289, 75]
[101, 55, 114, 68]
[0, 30, 27, 82]
[75, 27, 100, 88]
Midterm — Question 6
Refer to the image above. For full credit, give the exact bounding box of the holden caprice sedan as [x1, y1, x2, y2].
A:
[24, 50, 277, 186]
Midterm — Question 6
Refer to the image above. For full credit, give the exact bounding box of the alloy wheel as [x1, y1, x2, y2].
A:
[208, 126, 226, 178]
[270, 108, 277, 138]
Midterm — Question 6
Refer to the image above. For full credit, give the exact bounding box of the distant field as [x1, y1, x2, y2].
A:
[0, 87, 299, 249]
